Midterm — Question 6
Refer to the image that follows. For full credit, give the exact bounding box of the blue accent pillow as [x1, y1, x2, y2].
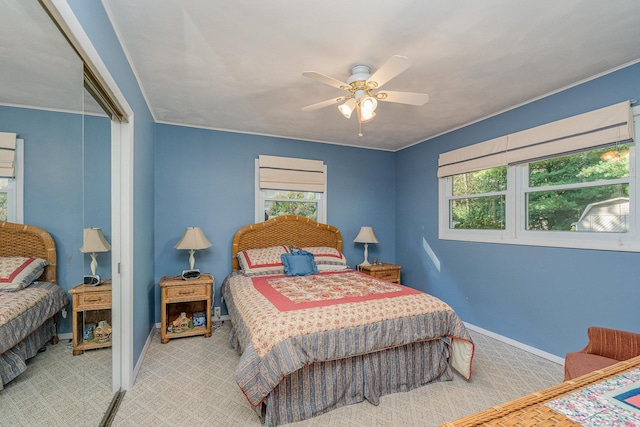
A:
[280, 250, 318, 276]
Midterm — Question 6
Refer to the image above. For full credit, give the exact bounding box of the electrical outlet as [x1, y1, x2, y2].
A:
[214, 306, 221, 318]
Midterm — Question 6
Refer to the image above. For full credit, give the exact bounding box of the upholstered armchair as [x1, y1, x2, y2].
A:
[564, 326, 640, 381]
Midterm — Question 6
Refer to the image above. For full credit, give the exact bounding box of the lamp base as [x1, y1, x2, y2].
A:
[83, 275, 101, 286]
[181, 269, 201, 280]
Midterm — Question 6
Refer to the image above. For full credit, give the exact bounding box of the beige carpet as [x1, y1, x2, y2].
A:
[1, 340, 114, 427]
[110, 322, 564, 427]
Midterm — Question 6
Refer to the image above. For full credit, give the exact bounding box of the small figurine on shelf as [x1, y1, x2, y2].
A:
[169, 312, 193, 333]
[93, 320, 112, 343]
[193, 311, 206, 327]
[83, 323, 97, 341]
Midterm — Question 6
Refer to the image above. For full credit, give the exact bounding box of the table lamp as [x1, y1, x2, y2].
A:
[354, 226, 378, 266]
[79, 227, 111, 285]
[175, 227, 212, 280]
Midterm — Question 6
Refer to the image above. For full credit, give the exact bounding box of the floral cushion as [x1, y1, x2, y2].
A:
[236, 246, 290, 276]
[301, 246, 348, 271]
[0, 257, 50, 292]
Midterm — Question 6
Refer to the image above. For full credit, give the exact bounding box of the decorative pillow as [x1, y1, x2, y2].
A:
[236, 245, 290, 276]
[281, 250, 318, 276]
[0, 256, 50, 292]
[301, 246, 348, 271]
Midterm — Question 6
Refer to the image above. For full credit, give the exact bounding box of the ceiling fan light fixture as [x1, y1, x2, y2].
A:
[359, 96, 377, 121]
[358, 105, 376, 123]
[338, 98, 357, 119]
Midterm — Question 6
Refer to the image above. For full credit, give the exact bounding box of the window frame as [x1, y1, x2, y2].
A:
[439, 108, 640, 252]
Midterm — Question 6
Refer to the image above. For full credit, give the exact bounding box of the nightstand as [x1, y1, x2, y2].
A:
[159, 274, 213, 344]
[69, 280, 112, 355]
[358, 263, 402, 284]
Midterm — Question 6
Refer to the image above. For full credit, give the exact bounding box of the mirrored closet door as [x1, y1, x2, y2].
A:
[0, 0, 117, 424]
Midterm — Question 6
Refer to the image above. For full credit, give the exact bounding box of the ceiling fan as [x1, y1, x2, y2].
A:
[301, 55, 429, 137]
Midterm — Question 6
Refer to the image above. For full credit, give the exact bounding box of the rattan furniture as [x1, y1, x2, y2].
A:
[69, 281, 112, 355]
[441, 354, 640, 427]
[358, 263, 402, 283]
[159, 274, 213, 343]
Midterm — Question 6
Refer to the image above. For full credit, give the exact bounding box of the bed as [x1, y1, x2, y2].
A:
[0, 221, 70, 389]
[221, 215, 475, 426]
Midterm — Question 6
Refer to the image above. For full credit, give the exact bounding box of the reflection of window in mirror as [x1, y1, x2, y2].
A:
[0, 138, 23, 222]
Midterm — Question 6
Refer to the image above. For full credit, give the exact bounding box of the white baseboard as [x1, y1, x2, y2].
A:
[58, 332, 72, 341]
[130, 324, 157, 385]
[464, 322, 565, 365]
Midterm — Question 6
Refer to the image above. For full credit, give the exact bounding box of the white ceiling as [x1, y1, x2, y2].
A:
[3, 1, 640, 151]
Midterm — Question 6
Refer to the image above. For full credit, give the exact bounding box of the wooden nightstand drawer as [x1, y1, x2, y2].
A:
[375, 270, 400, 282]
[77, 291, 111, 308]
[165, 284, 208, 299]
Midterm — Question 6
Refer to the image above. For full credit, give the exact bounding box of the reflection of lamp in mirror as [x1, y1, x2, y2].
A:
[354, 226, 378, 266]
[175, 227, 212, 280]
[80, 227, 111, 285]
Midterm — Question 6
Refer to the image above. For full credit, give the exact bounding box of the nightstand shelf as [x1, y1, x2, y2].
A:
[69, 280, 112, 356]
[358, 263, 402, 284]
[159, 274, 213, 344]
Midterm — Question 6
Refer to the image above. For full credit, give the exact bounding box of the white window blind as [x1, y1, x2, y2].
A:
[437, 136, 507, 178]
[258, 155, 325, 192]
[0, 132, 17, 178]
[438, 101, 633, 178]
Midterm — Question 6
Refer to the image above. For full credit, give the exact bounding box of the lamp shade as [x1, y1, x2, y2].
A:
[338, 98, 357, 119]
[353, 226, 378, 244]
[79, 228, 111, 253]
[175, 227, 212, 250]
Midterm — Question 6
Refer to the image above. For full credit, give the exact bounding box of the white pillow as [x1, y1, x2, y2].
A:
[236, 245, 290, 276]
[300, 247, 348, 271]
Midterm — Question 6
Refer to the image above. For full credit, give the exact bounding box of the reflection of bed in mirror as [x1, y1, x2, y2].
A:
[0, 221, 69, 389]
[222, 215, 475, 426]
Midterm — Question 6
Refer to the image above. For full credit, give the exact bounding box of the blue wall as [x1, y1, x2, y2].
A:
[154, 125, 396, 314]
[396, 62, 640, 358]
[0, 107, 111, 335]
[68, 0, 157, 365]
[0, 106, 83, 334]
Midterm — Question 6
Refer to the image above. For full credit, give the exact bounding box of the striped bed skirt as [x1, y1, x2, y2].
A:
[233, 330, 452, 426]
[0, 317, 56, 389]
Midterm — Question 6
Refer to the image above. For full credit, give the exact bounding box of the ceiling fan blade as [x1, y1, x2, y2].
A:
[302, 71, 350, 90]
[367, 55, 411, 89]
[376, 90, 429, 106]
[301, 97, 343, 111]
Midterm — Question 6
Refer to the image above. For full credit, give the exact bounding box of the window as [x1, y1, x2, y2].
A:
[525, 144, 630, 232]
[0, 138, 23, 223]
[450, 166, 507, 230]
[259, 190, 324, 222]
[255, 155, 327, 223]
[439, 102, 640, 251]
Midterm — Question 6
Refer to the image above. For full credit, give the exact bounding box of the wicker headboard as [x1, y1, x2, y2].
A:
[231, 215, 343, 270]
[0, 221, 57, 283]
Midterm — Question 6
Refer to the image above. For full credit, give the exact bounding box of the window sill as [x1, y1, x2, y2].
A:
[439, 230, 640, 253]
